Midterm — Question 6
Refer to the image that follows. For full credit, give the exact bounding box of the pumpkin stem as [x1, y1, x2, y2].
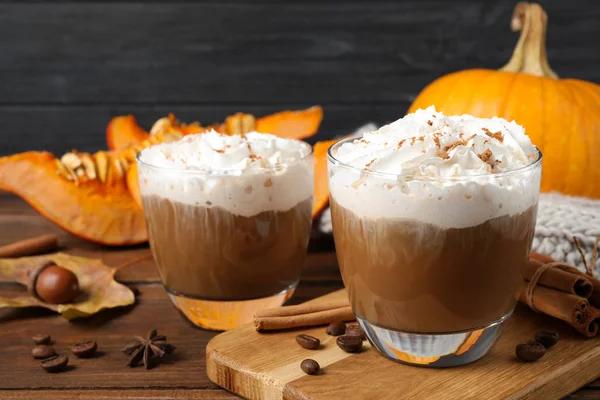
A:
[500, 2, 558, 79]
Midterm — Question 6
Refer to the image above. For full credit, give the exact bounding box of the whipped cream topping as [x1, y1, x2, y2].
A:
[138, 131, 313, 216]
[139, 131, 311, 173]
[329, 107, 541, 228]
[334, 106, 537, 176]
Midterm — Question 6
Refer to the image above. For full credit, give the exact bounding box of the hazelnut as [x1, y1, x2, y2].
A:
[28, 263, 80, 304]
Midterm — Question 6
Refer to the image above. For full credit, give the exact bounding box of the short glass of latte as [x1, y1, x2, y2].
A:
[137, 131, 313, 330]
[328, 107, 541, 367]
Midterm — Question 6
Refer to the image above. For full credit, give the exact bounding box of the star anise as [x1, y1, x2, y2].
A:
[121, 329, 176, 369]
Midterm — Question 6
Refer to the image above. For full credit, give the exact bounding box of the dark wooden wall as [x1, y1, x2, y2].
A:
[1, 0, 599, 156]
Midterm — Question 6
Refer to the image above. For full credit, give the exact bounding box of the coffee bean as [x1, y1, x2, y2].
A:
[296, 334, 320, 350]
[515, 342, 546, 362]
[71, 340, 97, 358]
[336, 335, 363, 353]
[300, 359, 320, 375]
[31, 345, 57, 359]
[534, 330, 559, 349]
[32, 334, 51, 345]
[40, 355, 69, 373]
[326, 321, 346, 336]
[345, 324, 366, 340]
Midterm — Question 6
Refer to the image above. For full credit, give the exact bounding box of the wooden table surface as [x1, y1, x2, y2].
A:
[0, 192, 598, 400]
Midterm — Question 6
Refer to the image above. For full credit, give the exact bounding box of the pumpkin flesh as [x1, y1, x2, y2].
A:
[0, 152, 147, 245]
[126, 162, 143, 210]
[106, 115, 149, 151]
[106, 106, 324, 150]
[255, 106, 323, 139]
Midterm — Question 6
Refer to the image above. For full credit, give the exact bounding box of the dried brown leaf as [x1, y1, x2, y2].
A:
[0, 252, 135, 319]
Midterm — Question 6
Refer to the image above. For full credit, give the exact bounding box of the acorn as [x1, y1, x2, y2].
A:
[28, 262, 80, 304]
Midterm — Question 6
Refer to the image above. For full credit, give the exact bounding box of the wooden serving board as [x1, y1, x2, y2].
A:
[207, 289, 600, 400]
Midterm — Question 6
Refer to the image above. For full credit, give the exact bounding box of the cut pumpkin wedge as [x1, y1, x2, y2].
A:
[0, 152, 147, 246]
[106, 107, 323, 150]
[127, 162, 143, 210]
[312, 138, 338, 219]
[256, 106, 323, 139]
[106, 115, 149, 151]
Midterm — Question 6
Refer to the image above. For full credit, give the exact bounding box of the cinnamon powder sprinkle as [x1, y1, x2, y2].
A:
[410, 137, 416, 145]
[214, 149, 225, 154]
[427, 120, 433, 126]
[478, 149, 493, 164]
[439, 152, 450, 160]
[482, 128, 504, 143]
[365, 158, 377, 168]
[443, 134, 476, 153]
[351, 176, 368, 189]
[418, 136, 424, 141]
[396, 139, 406, 149]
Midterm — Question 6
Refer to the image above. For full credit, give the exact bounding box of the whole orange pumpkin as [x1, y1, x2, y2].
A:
[409, 2, 600, 198]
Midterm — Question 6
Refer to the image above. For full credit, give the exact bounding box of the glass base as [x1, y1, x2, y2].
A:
[357, 313, 510, 367]
[167, 283, 297, 331]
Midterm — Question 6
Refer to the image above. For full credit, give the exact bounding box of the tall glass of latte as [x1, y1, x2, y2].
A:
[137, 131, 313, 330]
[328, 107, 541, 367]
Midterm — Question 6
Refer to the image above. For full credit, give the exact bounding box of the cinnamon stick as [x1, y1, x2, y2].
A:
[530, 252, 600, 308]
[579, 305, 600, 337]
[255, 300, 354, 331]
[255, 300, 350, 318]
[0, 235, 58, 258]
[523, 258, 593, 298]
[530, 251, 554, 264]
[518, 281, 591, 334]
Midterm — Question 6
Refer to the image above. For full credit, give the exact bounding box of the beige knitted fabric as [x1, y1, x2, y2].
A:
[532, 193, 600, 274]
[319, 193, 599, 275]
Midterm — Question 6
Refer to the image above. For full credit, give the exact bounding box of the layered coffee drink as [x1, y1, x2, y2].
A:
[137, 131, 313, 330]
[328, 106, 541, 366]
[331, 202, 536, 333]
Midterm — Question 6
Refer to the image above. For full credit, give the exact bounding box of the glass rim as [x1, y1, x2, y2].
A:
[327, 136, 542, 181]
[136, 137, 314, 177]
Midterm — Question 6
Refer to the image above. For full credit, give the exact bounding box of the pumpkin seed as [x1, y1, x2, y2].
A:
[60, 152, 82, 171]
[55, 159, 73, 181]
[95, 152, 109, 183]
[241, 114, 256, 133]
[150, 117, 171, 135]
[79, 154, 97, 180]
[112, 157, 124, 178]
